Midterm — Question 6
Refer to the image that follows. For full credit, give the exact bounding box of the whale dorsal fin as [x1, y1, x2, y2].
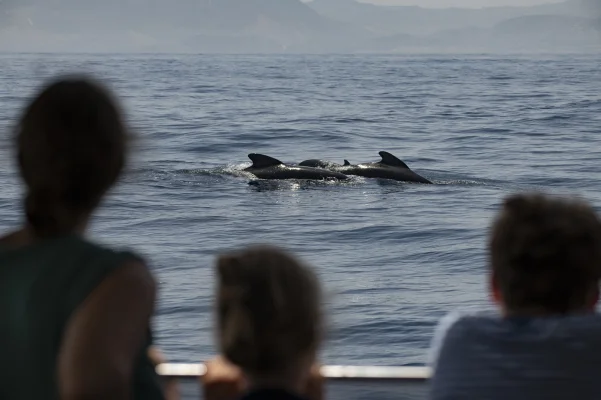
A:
[248, 153, 283, 168]
[344, 160, 351, 166]
[379, 151, 409, 169]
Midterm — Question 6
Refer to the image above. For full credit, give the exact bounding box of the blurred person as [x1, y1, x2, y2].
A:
[202, 246, 324, 400]
[0, 76, 174, 400]
[429, 193, 601, 399]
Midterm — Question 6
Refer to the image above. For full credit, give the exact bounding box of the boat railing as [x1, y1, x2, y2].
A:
[158, 364, 431, 399]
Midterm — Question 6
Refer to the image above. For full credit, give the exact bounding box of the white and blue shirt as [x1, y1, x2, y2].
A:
[428, 310, 601, 399]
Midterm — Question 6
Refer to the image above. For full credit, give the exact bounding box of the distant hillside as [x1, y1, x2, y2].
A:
[0, 0, 600, 53]
[490, 14, 601, 51]
[0, 0, 367, 53]
[360, 14, 601, 53]
[3, 0, 327, 32]
[197, 0, 327, 31]
[308, 0, 590, 35]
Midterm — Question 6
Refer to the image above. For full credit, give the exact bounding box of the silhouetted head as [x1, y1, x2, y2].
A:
[490, 193, 601, 316]
[16, 76, 128, 238]
[216, 245, 322, 386]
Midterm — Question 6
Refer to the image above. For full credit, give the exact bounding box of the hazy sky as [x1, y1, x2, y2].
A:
[363, 0, 564, 7]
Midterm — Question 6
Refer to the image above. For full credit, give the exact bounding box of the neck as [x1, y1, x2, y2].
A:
[25, 220, 88, 238]
[0, 222, 87, 247]
[502, 305, 594, 318]
[25, 213, 90, 238]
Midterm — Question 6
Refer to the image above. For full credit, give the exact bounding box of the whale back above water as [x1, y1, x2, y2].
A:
[245, 153, 348, 181]
[299, 159, 345, 169]
[349, 151, 432, 183]
[298, 151, 431, 184]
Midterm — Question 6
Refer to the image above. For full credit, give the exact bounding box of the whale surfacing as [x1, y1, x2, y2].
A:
[299, 159, 349, 169]
[299, 151, 431, 184]
[347, 151, 432, 184]
[245, 154, 348, 181]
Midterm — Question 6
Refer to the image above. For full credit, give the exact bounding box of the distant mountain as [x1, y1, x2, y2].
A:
[308, 0, 591, 35]
[360, 14, 601, 53]
[186, 0, 369, 52]
[0, 0, 368, 53]
[490, 14, 601, 51]
[4, 0, 327, 33]
[0, 0, 600, 53]
[196, 0, 327, 32]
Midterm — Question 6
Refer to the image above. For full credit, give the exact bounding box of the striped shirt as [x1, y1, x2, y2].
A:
[428, 311, 601, 400]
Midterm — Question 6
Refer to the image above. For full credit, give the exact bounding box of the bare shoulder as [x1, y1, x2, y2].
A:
[110, 258, 156, 292]
[58, 257, 158, 399]
[91, 257, 157, 306]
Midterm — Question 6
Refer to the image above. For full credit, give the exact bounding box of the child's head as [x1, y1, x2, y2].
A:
[489, 193, 601, 315]
[215, 245, 322, 384]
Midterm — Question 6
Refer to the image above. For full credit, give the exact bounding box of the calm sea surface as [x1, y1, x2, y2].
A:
[0, 53, 600, 365]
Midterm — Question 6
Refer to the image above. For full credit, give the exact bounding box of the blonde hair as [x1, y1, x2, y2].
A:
[215, 245, 322, 376]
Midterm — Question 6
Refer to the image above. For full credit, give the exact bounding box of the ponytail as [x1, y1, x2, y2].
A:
[24, 189, 81, 238]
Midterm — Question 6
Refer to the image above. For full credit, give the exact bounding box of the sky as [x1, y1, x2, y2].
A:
[362, 0, 564, 7]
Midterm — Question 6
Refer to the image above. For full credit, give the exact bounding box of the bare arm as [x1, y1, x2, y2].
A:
[202, 356, 247, 400]
[58, 260, 157, 400]
[201, 357, 323, 400]
[148, 346, 180, 400]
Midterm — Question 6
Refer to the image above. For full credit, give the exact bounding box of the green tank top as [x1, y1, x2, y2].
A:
[0, 234, 165, 400]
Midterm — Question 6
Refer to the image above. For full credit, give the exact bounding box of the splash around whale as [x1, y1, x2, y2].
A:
[299, 151, 432, 184]
[244, 154, 349, 181]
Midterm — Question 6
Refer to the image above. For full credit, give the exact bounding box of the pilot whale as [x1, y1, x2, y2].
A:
[244, 154, 349, 181]
[299, 159, 350, 169]
[300, 151, 432, 184]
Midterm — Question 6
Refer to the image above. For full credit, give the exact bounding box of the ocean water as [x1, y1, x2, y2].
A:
[0, 53, 600, 367]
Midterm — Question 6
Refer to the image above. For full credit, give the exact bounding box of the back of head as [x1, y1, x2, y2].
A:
[216, 245, 322, 378]
[490, 193, 601, 315]
[16, 76, 128, 238]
